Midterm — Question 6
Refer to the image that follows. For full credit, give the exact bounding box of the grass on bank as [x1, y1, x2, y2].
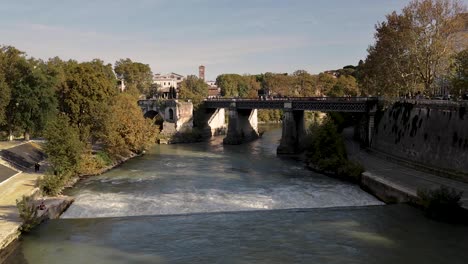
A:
[417, 186, 465, 223]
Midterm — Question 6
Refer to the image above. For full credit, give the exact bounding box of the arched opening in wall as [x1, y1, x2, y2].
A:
[144, 110, 159, 119]
[144, 110, 164, 130]
[169, 108, 174, 121]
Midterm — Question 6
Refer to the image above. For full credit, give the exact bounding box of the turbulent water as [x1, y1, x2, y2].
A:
[61, 127, 381, 218]
[7, 126, 468, 264]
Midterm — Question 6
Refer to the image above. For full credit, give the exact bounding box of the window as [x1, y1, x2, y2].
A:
[169, 108, 174, 120]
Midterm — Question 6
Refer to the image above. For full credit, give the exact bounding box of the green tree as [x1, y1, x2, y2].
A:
[216, 74, 259, 97]
[114, 58, 153, 95]
[178, 75, 209, 105]
[316, 73, 337, 96]
[57, 60, 117, 141]
[327, 75, 359, 97]
[360, 0, 466, 97]
[0, 76, 10, 125]
[292, 70, 317, 96]
[0, 46, 57, 139]
[451, 49, 468, 96]
[43, 114, 84, 176]
[101, 93, 158, 158]
[261, 73, 294, 96]
[403, 0, 466, 94]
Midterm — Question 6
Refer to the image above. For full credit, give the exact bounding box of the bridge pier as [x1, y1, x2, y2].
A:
[277, 106, 305, 154]
[201, 108, 227, 137]
[355, 113, 375, 147]
[223, 105, 259, 145]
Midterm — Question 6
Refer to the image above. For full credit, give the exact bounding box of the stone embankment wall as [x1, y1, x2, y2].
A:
[372, 101, 468, 179]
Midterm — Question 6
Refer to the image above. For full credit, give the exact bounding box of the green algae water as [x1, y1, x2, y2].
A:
[6, 127, 468, 263]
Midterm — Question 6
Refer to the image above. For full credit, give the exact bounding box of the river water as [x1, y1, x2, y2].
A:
[7, 127, 468, 263]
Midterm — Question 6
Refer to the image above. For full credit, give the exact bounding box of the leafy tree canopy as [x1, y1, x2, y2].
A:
[114, 58, 153, 95]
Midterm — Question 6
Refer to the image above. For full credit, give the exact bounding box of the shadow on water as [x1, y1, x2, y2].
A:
[5, 125, 468, 263]
[6, 205, 468, 264]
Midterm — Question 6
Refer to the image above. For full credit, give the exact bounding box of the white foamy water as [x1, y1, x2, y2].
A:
[62, 127, 382, 219]
[61, 183, 381, 218]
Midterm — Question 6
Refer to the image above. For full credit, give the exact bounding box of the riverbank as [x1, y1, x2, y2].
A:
[0, 143, 143, 262]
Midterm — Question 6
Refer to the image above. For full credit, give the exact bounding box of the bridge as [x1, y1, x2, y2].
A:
[138, 97, 379, 153]
[204, 97, 377, 112]
[204, 97, 379, 154]
[138, 99, 194, 136]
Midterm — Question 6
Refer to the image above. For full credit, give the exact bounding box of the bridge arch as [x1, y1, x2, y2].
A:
[143, 110, 159, 119]
[143, 110, 164, 130]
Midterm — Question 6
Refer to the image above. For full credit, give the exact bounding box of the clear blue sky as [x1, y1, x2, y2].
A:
[0, 0, 412, 80]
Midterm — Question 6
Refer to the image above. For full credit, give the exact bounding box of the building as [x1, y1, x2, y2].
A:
[153, 72, 185, 89]
[117, 78, 125, 92]
[206, 80, 221, 98]
[153, 72, 185, 99]
[199, 65, 205, 80]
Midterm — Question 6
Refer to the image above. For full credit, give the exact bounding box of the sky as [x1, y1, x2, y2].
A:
[0, 0, 414, 80]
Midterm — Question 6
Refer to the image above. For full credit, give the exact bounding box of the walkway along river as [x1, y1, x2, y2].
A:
[6, 126, 468, 263]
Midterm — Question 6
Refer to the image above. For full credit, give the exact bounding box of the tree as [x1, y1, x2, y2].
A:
[451, 49, 468, 96]
[0, 46, 57, 139]
[316, 73, 337, 96]
[292, 70, 317, 96]
[57, 60, 117, 141]
[327, 75, 359, 97]
[114, 58, 153, 95]
[101, 93, 158, 158]
[261, 73, 294, 96]
[361, 11, 420, 96]
[360, 0, 466, 97]
[178, 75, 209, 105]
[0, 76, 10, 125]
[403, 0, 466, 94]
[216, 74, 259, 97]
[43, 114, 84, 176]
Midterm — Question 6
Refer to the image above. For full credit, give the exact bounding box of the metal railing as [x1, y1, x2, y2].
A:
[204, 96, 379, 102]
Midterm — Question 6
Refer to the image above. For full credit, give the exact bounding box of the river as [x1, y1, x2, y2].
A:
[6, 126, 468, 263]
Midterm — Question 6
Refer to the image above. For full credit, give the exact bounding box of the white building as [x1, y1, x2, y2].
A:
[153, 72, 185, 89]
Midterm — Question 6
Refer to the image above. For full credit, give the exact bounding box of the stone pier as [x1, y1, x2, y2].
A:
[223, 104, 259, 145]
[277, 104, 305, 154]
[202, 108, 227, 137]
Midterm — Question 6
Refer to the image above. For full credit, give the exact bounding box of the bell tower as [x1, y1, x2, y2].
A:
[198, 65, 205, 80]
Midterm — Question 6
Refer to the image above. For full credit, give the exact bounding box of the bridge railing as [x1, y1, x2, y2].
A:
[204, 96, 379, 102]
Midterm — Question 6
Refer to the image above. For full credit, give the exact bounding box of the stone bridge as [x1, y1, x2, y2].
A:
[138, 99, 193, 136]
[204, 97, 379, 154]
[138, 97, 379, 153]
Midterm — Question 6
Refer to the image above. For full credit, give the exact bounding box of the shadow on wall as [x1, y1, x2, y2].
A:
[372, 102, 468, 179]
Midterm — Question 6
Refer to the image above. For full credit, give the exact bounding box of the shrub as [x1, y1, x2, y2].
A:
[96, 151, 113, 166]
[417, 186, 463, 222]
[77, 151, 115, 175]
[37, 171, 74, 196]
[16, 195, 40, 232]
[304, 117, 365, 182]
[337, 161, 365, 182]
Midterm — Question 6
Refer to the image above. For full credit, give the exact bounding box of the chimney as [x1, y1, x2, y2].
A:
[198, 65, 205, 80]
